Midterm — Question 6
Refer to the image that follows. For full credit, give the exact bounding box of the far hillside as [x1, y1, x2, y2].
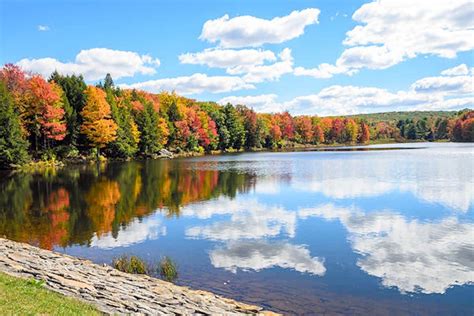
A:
[346, 110, 461, 123]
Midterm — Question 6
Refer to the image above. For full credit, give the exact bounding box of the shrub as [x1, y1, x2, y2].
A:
[159, 257, 178, 282]
[112, 255, 148, 274]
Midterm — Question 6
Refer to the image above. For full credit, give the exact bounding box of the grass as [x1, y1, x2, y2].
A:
[0, 272, 100, 315]
[159, 256, 178, 282]
[112, 255, 178, 283]
[112, 255, 149, 275]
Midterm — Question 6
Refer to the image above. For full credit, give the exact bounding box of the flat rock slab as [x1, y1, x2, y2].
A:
[0, 238, 278, 315]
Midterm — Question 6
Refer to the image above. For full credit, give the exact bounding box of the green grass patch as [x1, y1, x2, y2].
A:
[113, 255, 149, 275]
[112, 255, 178, 283]
[0, 272, 100, 315]
[159, 256, 178, 282]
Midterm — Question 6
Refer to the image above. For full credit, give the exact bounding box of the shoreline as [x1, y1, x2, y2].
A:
[0, 237, 278, 315]
[4, 139, 450, 173]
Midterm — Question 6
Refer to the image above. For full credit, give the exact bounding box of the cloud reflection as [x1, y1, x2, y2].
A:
[90, 216, 166, 249]
[299, 204, 474, 294]
[184, 198, 296, 240]
[210, 240, 326, 276]
[292, 146, 474, 211]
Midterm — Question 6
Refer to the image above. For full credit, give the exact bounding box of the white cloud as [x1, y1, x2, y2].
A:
[119, 73, 255, 95]
[179, 48, 276, 69]
[218, 94, 283, 113]
[230, 48, 294, 83]
[90, 216, 166, 249]
[296, 0, 474, 78]
[298, 204, 474, 294]
[37, 25, 50, 31]
[441, 64, 470, 76]
[210, 240, 326, 276]
[411, 75, 473, 95]
[200, 8, 320, 48]
[181, 48, 293, 84]
[223, 66, 473, 115]
[16, 48, 161, 81]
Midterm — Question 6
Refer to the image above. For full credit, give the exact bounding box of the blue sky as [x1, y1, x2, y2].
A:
[1, 0, 473, 115]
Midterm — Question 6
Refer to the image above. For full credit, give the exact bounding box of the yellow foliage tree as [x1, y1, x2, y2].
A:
[81, 86, 117, 153]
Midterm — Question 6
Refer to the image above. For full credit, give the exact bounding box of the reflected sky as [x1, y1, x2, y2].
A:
[0, 142, 472, 314]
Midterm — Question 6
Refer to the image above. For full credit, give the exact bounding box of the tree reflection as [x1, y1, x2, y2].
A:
[0, 159, 254, 249]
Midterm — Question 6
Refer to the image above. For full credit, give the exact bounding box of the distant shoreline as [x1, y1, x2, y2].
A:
[4, 139, 462, 172]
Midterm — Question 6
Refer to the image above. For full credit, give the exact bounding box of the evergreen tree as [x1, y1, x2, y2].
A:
[136, 102, 161, 156]
[103, 73, 114, 91]
[106, 89, 139, 158]
[223, 103, 245, 149]
[49, 72, 87, 147]
[0, 82, 29, 167]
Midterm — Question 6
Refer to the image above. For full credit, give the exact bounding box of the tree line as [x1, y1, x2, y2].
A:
[0, 64, 472, 167]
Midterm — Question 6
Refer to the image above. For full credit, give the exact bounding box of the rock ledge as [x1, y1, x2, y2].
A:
[0, 238, 278, 315]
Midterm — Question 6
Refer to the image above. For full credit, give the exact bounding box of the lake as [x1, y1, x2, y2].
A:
[1, 142, 473, 315]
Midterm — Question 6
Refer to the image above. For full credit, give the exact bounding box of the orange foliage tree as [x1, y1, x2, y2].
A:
[81, 86, 117, 153]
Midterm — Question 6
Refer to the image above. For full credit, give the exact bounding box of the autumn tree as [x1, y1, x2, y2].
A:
[200, 102, 230, 150]
[0, 81, 29, 167]
[295, 116, 313, 143]
[41, 82, 67, 143]
[359, 122, 370, 143]
[81, 86, 117, 155]
[27, 76, 66, 150]
[313, 124, 325, 144]
[344, 118, 359, 143]
[278, 111, 295, 141]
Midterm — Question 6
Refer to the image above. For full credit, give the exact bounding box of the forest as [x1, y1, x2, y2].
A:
[0, 63, 473, 168]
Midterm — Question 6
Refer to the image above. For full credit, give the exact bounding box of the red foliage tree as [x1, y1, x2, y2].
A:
[359, 122, 370, 143]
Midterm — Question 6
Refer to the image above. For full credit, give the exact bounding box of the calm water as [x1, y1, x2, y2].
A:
[1, 143, 473, 315]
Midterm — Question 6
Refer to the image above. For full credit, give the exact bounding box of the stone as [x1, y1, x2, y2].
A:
[0, 238, 278, 315]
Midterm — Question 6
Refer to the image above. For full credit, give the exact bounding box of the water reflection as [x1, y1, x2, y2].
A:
[0, 161, 255, 249]
[0, 143, 473, 314]
[185, 198, 296, 240]
[299, 204, 474, 294]
[291, 145, 473, 211]
[210, 240, 326, 276]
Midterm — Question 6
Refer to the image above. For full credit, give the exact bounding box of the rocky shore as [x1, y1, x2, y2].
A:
[0, 238, 278, 315]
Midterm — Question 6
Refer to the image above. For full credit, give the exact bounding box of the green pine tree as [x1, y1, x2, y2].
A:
[136, 102, 162, 156]
[0, 82, 30, 167]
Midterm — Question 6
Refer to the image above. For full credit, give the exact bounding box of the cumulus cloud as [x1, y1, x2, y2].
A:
[295, 0, 474, 78]
[411, 75, 473, 95]
[37, 25, 50, 31]
[209, 240, 326, 276]
[441, 64, 470, 76]
[179, 48, 276, 69]
[119, 73, 254, 95]
[180, 48, 293, 84]
[90, 216, 166, 249]
[229, 48, 294, 83]
[218, 94, 283, 113]
[200, 8, 320, 48]
[16, 48, 161, 81]
[223, 66, 473, 115]
[298, 204, 474, 294]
